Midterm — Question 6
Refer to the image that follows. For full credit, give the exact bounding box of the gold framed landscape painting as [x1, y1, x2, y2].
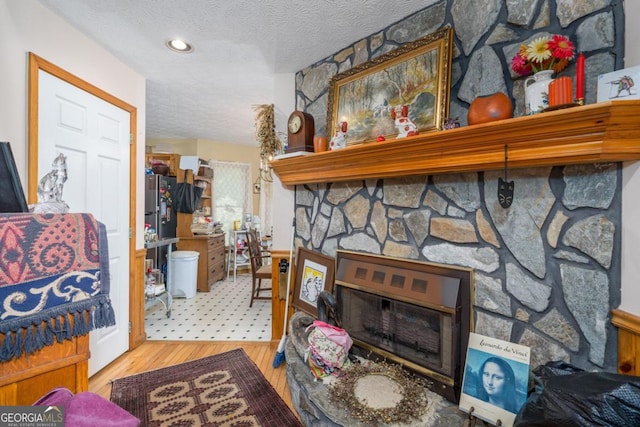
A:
[326, 26, 453, 146]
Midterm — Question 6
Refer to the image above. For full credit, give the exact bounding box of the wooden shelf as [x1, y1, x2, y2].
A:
[145, 153, 180, 177]
[271, 101, 640, 185]
[177, 165, 213, 238]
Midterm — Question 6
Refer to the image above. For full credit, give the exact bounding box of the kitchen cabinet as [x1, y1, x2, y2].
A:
[145, 153, 180, 176]
[176, 233, 226, 292]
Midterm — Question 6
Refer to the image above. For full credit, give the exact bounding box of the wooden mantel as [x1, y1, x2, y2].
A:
[271, 100, 640, 185]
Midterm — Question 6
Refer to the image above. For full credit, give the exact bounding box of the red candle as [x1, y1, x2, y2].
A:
[576, 53, 585, 101]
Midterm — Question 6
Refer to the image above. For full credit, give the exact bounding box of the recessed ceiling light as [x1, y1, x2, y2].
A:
[166, 39, 193, 53]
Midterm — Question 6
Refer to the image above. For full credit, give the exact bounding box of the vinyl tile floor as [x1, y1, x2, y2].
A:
[144, 273, 272, 341]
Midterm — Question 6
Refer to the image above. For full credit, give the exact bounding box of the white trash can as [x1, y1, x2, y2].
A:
[171, 251, 199, 299]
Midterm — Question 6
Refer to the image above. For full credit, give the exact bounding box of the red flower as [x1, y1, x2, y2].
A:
[511, 52, 532, 76]
[548, 35, 575, 60]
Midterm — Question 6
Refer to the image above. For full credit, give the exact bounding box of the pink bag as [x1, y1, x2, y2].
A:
[306, 320, 352, 378]
[33, 387, 140, 427]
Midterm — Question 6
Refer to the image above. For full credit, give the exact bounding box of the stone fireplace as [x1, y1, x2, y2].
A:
[334, 250, 473, 402]
[286, 0, 624, 378]
[278, 3, 629, 425]
[294, 163, 621, 373]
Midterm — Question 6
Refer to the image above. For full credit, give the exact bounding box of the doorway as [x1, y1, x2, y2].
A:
[28, 53, 137, 375]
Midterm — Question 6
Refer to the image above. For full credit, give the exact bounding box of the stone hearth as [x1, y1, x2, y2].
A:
[285, 311, 468, 427]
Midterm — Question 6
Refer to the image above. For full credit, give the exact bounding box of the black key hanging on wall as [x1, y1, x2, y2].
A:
[498, 144, 514, 208]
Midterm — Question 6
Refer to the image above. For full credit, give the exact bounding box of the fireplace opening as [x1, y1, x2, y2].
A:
[341, 288, 448, 373]
[334, 251, 473, 403]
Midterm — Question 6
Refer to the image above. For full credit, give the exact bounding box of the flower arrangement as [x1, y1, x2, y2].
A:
[511, 34, 575, 76]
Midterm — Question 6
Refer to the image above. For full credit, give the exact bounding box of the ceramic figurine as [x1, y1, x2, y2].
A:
[390, 105, 418, 138]
[329, 121, 347, 150]
[34, 153, 70, 213]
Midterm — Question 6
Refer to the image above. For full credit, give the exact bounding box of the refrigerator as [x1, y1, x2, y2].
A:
[145, 174, 177, 274]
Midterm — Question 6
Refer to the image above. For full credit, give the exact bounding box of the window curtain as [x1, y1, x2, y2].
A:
[211, 161, 253, 237]
[258, 180, 273, 237]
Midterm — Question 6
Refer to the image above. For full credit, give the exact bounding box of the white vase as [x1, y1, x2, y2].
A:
[525, 70, 554, 115]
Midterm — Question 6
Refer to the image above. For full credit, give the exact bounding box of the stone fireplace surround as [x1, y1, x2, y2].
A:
[293, 162, 620, 373]
[276, 2, 634, 424]
[286, 0, 625, 375]
[294, 0, 623, 135]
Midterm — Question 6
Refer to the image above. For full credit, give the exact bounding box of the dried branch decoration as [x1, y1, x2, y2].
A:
[253, 104, 282, 159]
[328, 360, 430, 426]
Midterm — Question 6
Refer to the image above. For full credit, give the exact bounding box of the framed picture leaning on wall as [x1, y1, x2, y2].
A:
[292, 248, 336, 318]
[597, 65, 640, 102]
[459, 333, 531, 427]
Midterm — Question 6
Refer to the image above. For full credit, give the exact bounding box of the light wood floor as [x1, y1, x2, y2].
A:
[89, 340, 294, 412]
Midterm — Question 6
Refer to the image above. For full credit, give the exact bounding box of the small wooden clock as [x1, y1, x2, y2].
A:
[286, 111, 315, 154]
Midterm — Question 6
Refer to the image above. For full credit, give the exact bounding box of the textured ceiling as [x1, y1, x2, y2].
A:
[37, 0, 435, 146]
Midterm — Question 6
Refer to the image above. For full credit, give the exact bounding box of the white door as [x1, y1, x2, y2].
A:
[38, 70, 130, 375]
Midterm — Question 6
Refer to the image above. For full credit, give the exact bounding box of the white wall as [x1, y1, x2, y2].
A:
[620, 1, 640, 315]
[625, 1, 640, 67]
[0, 0, 147, 248]
[271, 73, 296, 252]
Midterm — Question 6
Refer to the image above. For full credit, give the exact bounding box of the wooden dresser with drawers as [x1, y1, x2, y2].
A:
[176, 233, 225, 292]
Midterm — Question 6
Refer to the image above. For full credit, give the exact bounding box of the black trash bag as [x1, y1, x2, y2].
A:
[515, 361, 640, 427]
[173, 170, 204, 214]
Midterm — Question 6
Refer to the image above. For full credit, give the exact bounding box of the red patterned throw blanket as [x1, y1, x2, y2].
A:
[0, 213, 115, 362]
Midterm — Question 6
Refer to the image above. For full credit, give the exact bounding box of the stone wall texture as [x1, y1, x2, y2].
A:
[293, 0, 624, 373]
[296, 0, 622, 133]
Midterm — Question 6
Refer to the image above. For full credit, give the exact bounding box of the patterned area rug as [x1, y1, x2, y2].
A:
[110, 349, 301, 426]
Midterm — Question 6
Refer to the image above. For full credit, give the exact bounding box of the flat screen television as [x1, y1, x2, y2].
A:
[0, 142, 29, 213]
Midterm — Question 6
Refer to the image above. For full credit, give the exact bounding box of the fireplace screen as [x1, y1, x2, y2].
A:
[334, 251, 472, 402]
[338, 287, 454, 377]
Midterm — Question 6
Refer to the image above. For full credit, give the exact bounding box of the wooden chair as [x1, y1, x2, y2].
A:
[246, 229, 272, 307]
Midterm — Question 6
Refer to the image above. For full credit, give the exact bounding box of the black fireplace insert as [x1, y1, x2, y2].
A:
[334, 250, 473, 403]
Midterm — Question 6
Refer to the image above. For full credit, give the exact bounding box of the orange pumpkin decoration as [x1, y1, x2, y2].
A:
[467, 92, 513, 125]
